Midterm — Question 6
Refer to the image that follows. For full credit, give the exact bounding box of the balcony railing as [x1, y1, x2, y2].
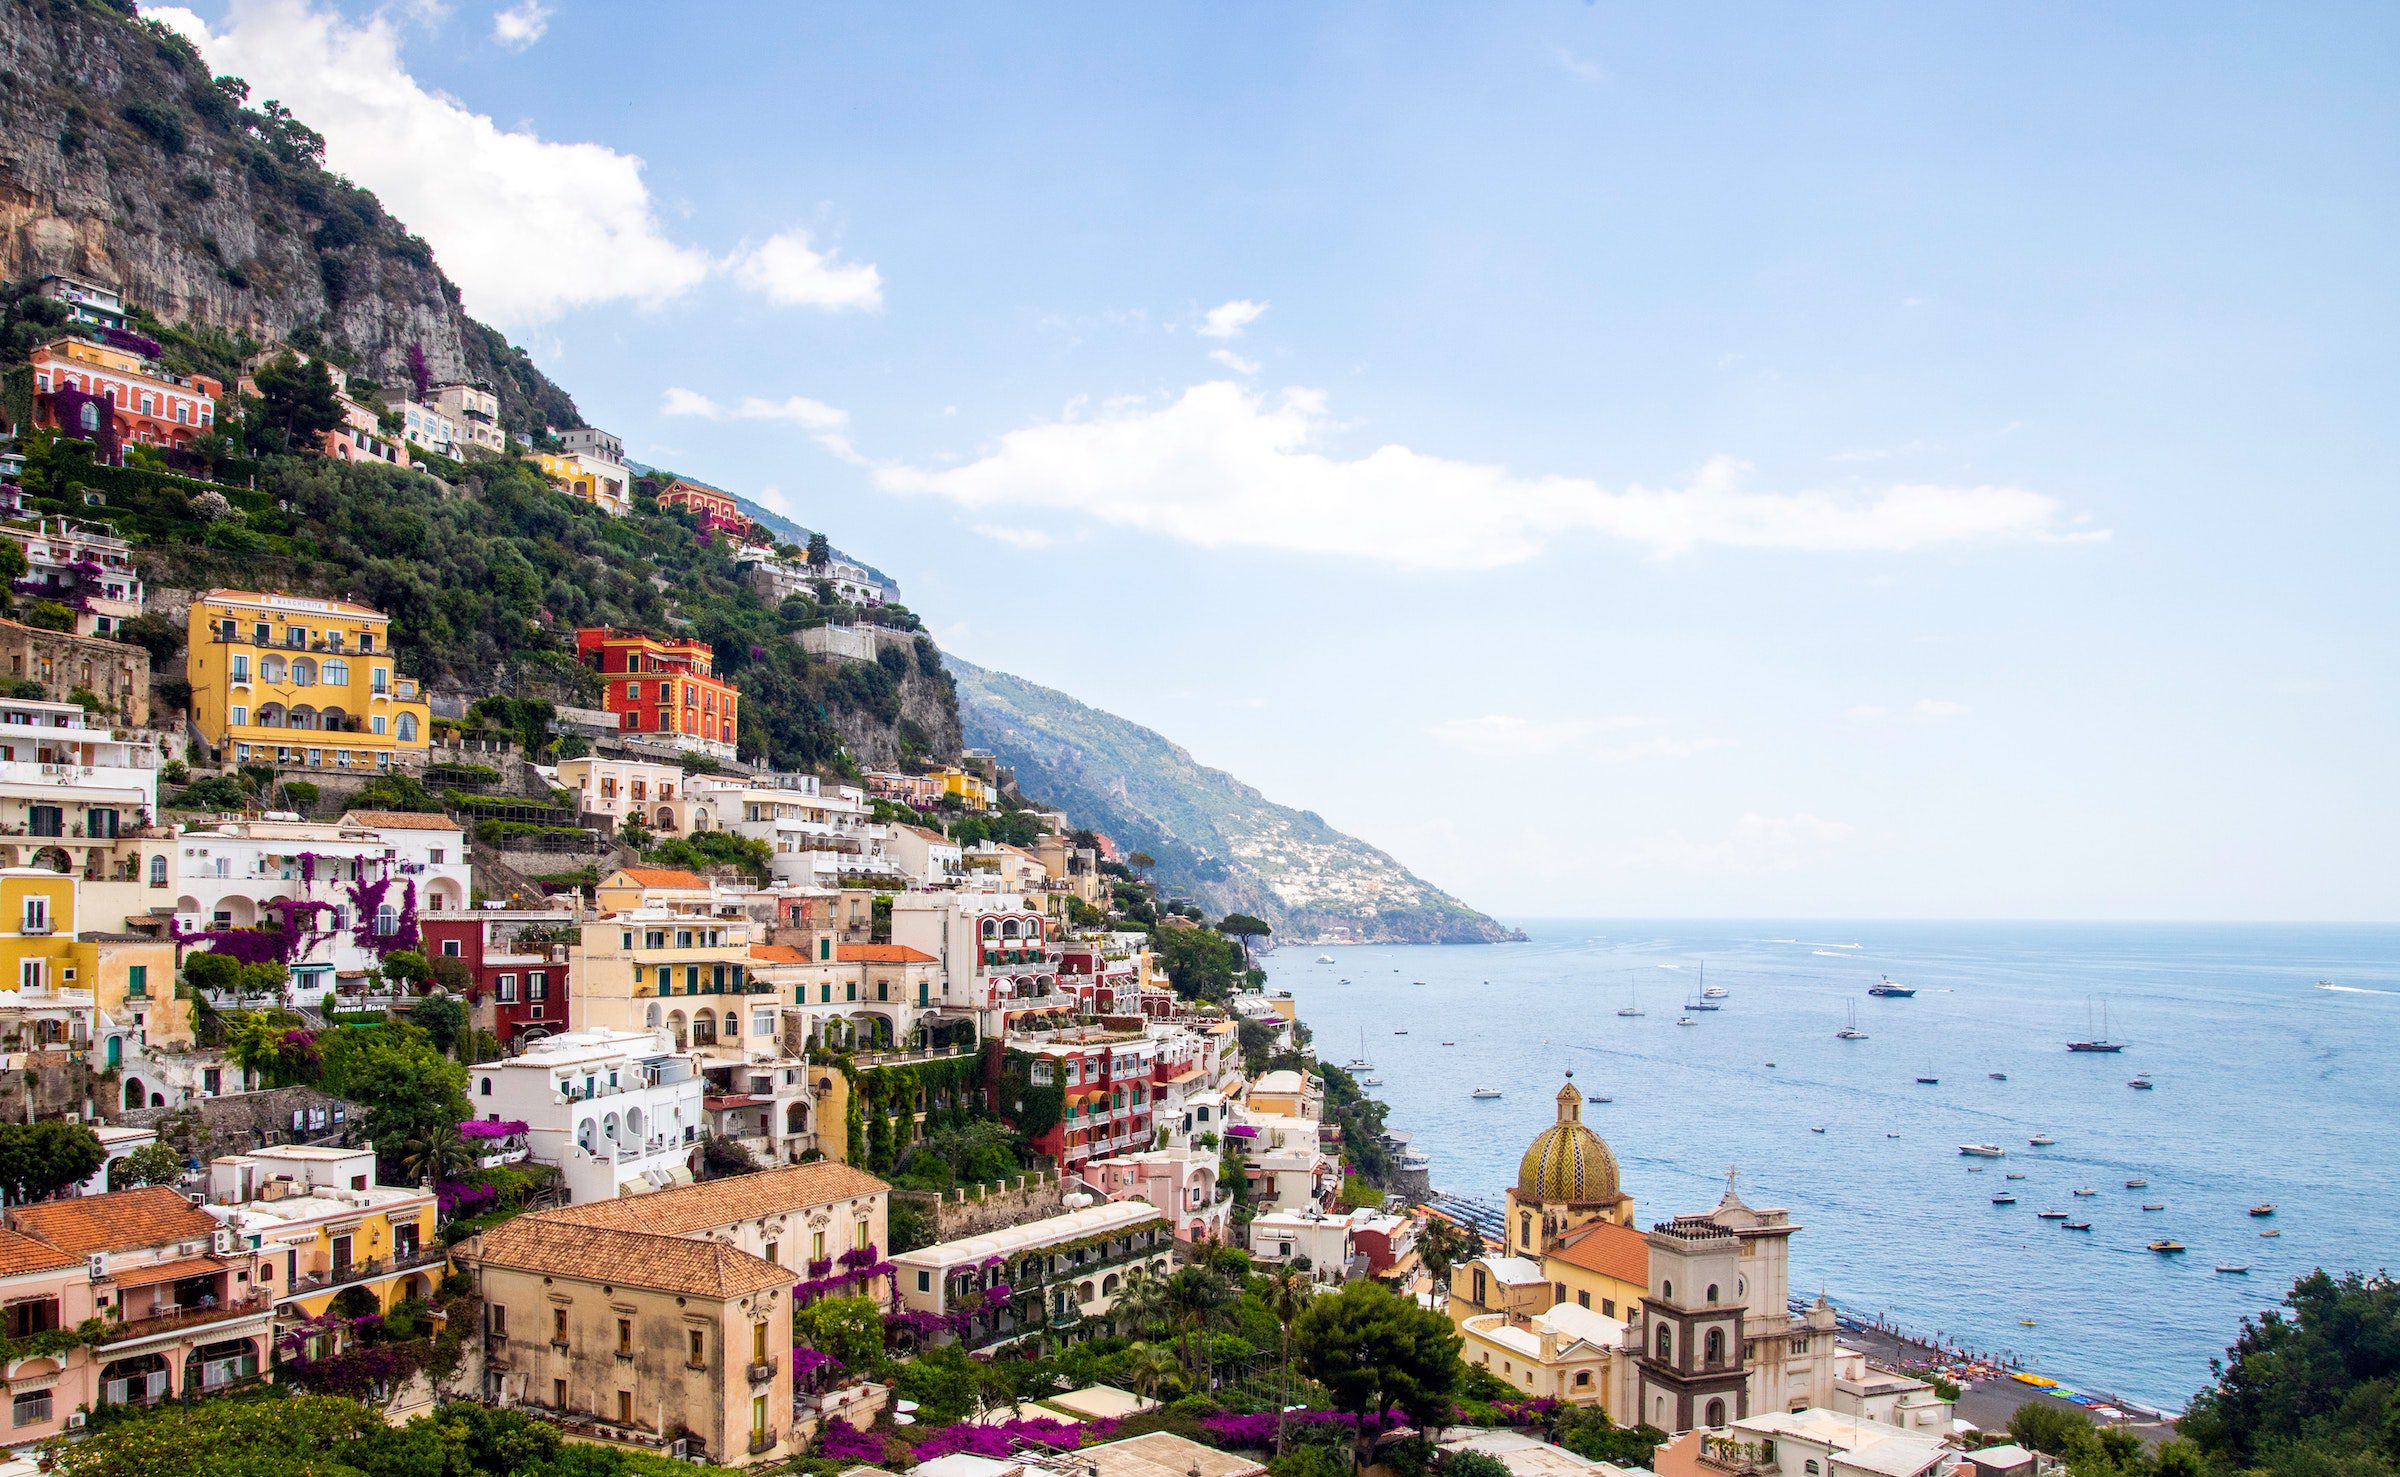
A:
[100, 1292, 274, 1344]
[281, 1244, 447, 1298]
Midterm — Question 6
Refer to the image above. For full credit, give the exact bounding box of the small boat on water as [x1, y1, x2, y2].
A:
[1915, 1073, 1940, 1085]
[1966, 1166, 1985, 1174]
[1676, 1016, 1697, 1027]
[2149, 1240, 2186, 1254]
[2020, 1318, 2037, 1326]
[2142, 1203, 2166, 1212]
[2126, 1178, 2149, 1189]
[1361, 1076, 1383, 1086]
[2038, 1209, 2069, 1220]
[2029, 1134, 2056, 1147]
[1440, 1041, 1456, 1046]
[2216, 1264, 2251, 1275]
[2129, 1076, 2155, 1090]
[1811, 1126, 1827, 1134]
[2073, 1188, 2098, 1197]
[2005, 1172, 2027, 1180]
[2260, 1229, 2282, 1238]
[1869, 976, 1917, 998]
[1704, 985, 1729, 999]
[1687, 965, 1722, 1008]
[2250, 1204, 2277, 1217]
[2065, 1221, 2092, 1231]
[1586, 1093, 1611, 1104]
[1990, 1071, 2009, 1080]
[1959, 1143, 2006, 1158]
[1316, 954, 1336, 964]
[1688, 999, 1722, 1012]
[1992, 1193, 2018, 1205]
[1618, 973, 1646, 1018]
[1470, 1087, 1503, 1100]
[1836, 1002, 1867, 1040]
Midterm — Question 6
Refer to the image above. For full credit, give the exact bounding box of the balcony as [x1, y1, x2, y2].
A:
[99, 1292, 274, 1346]
[281, 1244, 448, 1299]
[748, 1430, 777, 1456]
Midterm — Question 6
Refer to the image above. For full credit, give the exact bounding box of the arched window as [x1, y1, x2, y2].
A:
[376, 903, 398, 935]
[1707, 1283, 1720, 1304]
[1706, 1399, 1726, 1429]
[396, 714, 419, 742]
[1656, 1326, 1673, 1360]
[262, 655, 288, 684]
[1663, 1280, 1674, 1301]
[1705, 1327, 1726, 1365]
[1521, 1212, 1534, 1248]
[292, 657, 317, 687]
[479, 1078, 492, 1096]
[723, 1011, 738, 1037]
[148, 855, 167, 886]
[1806, 1462, 1821, 1474]
[323, 659, 349, 687]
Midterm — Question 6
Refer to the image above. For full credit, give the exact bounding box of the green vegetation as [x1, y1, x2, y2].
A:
[643, 829, 775, 884]
[2177, 1269, 2398, 1477]
[0, 1121, 106, 1204]
[1292, 1280, 1463, 1459]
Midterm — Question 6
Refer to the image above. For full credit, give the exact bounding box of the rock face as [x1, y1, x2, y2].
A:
[0, 1, 575, 432]
[950, 657, 1520, 946]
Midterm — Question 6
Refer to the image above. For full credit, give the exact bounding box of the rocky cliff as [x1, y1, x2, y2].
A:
[950, 658, 1518, 946]
[0, 0, 575, 431]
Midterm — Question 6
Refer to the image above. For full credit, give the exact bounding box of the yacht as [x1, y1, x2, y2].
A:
[1686, 963, 1723, 1008]
[1959, 1143, 2007, 1158]
[2073, 1188, 2098, 1197]
[1316, 954, 1336, 964]
[1915, 1072, 1940, 1085]
[2029, 1134, 2056, 1147]
[2129, 1077, 2155, 1090]
[1868, 976, 1917, 998]
[1991, 1193, 2018, 1205]
[1470, 1087, 1503, 1100]
[1836, 1002, 1868, 1040]
[1344, 1029, 1373, 1074]
[1989, 1071, 2009, 1080]
[1703, 984, 1729, 1000]
[1811, 1126, 1827, 1134]
[2148, 1240, 2187, 1255]
[2126, 1178, 2149, 1189]
[2250, 1204, 2277, 1217]
[1617, 974, 1645, 1018]
[2068, 999, 2128, 1053]
[2038, 1209, 2069, 1220]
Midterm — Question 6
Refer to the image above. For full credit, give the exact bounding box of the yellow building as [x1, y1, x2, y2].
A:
[184, 590, 432, 770]
[927, 765, 998, 811]
[0, 868, 189, 1072]
[532, 451, 631, 516]
[205, 1145, 444, 1322]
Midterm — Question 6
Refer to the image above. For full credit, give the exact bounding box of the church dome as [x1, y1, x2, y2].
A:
[1517, 1073, 1622, 1204]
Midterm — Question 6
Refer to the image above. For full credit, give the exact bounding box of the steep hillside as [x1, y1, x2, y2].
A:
[950, 658, 1516, 946]
[0, 0, 574, 432]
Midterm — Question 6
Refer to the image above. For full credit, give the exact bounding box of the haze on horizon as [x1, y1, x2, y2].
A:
[156, 1, 2400, 923]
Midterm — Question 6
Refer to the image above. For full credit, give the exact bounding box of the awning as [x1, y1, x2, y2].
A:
[111, 1255, 225, 1290]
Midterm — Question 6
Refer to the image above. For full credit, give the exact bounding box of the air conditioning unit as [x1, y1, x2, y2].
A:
[211, 1228, 235, 1255]
[64, 1412, 86, 1430]
[87, 1252, 106, 1281]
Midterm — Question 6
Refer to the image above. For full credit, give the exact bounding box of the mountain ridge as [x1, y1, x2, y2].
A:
[949, 656, 1517, 946]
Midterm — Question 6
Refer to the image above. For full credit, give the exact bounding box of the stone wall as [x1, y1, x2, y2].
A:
[121, 1084, 363, 1162]
[893, 1170, 1066, 1243]
[0, 616, 149, 724]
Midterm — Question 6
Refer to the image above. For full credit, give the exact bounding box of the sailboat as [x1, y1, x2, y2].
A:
[2068, 999, 2127, 1053]
[1686, 962, 1722, 1010]
[1616, 972, 1645, 1018]
[1343, 1028, 1373, 1073]
[1836, 1002, 1867, 1040]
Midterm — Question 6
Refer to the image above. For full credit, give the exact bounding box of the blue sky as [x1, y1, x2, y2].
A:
[158, 1, 2399, 920]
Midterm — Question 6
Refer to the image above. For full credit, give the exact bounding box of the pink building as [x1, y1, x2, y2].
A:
[1, 1188, 274, 1446]
[1086, 1144, 1231, 1247]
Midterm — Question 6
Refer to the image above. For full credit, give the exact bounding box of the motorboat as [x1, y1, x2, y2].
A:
[2260, 1229, 2282, 1238]
[2250, 1204, 2277, 1217]
[1471, 1087, 1503, 1100]
[2129, 1076, 2155, 1090]
[2073, 1188, 2098, 1197]
[2005, 1172, 2027, 1180]
[2142, 1203, 2166, 1212]
[1586, 1093, 1612, 1104]
[1394, 1029, 1409, 1035]
[1703, 985, 1729, 999]
[1676, 1016, 1697, 1027]
[1440, 1041, 1456, 1046]
[1966, 1166, 1985, 1173]
[2037, 1209, 2069, 1220]
[1869, 976, 1917, 998]
[1915, 1073, 1940, 1084]
[1959, 1144, 2007, 1158]
[2029, 1134, 2056, 1147]
[1317, 954, 1336, 964]
[2126, 1178, 2148, 1189]
[1991, 1193, 2018, 1205]
[2216, 1264, 2251, 1275]
[2149, 1240, 2186, 1254]
[2064, 1221, 2092, 1231]
[1989, 1071, 2009, 1080]
[1360, 1076, 1382, 1086]
[1811, 1126, 1827, 1134]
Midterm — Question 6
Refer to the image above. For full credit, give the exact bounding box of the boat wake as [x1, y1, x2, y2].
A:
[2317, 982, 2399, 997]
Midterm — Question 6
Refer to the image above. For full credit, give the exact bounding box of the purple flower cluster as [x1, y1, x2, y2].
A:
[434, 1178, 497, 1217]
[815, 1422, 893, 1464]
[791, 1347, 842, 1387]
[99, 327, 164, 360]
[456, 1119, 529, 1141]
[911, 1416, 1105, 1461]
[1202, 1410, 1401, 1450]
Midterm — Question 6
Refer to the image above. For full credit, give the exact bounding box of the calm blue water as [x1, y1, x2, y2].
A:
[1260, 920, 2400, 1414]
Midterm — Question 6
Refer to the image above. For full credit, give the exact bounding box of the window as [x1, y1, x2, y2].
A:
[396, 714, 418, 742]
[13, 1389, 52, 1428]
[554, 1378, 568, 1409]
[1602, 1298, 1616, 1318]
[1656, 1326, 1673, 1360]
[376, 903, 398, 936]
[690, 1328, 707, 1366]
[1706, 1283, 1719, 1304]
[1706, 1399, 1726, 1429]
[752, 1321, 768, 1362]
[372, 667, 389, 693]
[530, 971, 548, 1000]
[552, 1308, 568, 1343]
[22, 896, 47, 934]
[126, 964, 148, 998]
[1577, 1291, 1591, 1309]
[616, 1318, 633, 1355]
[812, 1230, 826, 1261]
[496, 974, 517, 1003]
[1705, 1327, 1726, 1365]
[1805, 1463, 1821, 1475]
[323, 659, 348, 687]
[148, 855, 167, 887]
[231, 654, 250, 682]
[917, 1270, 931, 1293]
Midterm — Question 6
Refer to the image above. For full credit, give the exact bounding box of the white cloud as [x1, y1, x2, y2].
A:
[153, 0, 710, 327]
[977, 525, 1055, 550]
[661, 387, 860, 462]
[1621, 813, 1854, 874]
[490, 0, 549, 49]
[730, 228, 884, 312]
[1556, 47, 1607, 84]
[1198, 299, 1267, 339]
[1209, 348, 1261, 375]
[878, 381, 2108, 570]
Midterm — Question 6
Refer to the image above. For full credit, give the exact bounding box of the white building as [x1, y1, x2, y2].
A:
[882, 824, 965, 888]
[429, 382, 504, 454]
[0, 698, 174, 929]
[1246, 1206, 1356, 1282]
[171, 812, 470, 995]
[203, 1144, 441, 1305]
[468, 1026, 704, 1202]
[888, 891, 1060, 1039]
[0, 517, 143, 636]
[1830, 1347, 1956, 1433]
[556, 753, 685, 831]
[1661, 1408, 1957, 1477]
[890, 1200, 1171, 1343]
[383, 397, 458, 459]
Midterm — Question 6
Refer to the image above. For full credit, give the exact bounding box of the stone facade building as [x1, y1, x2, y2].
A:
[0, 617, 149, 724]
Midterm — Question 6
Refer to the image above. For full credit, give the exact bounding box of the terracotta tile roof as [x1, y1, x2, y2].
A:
[614, 868, 709, 889]
[530, 1162, 889, 1238]
[108, 1254, 226, 1289]
[836, 943, 937, 964]
[472, 1218, 787, 1300]
[343, 810, 464, 830]
[749, 944, 811, 964]
[0, 1227, 81, 1278]
[7, 1187, 218, 1255]
[1550, 1219, 1649, 1286]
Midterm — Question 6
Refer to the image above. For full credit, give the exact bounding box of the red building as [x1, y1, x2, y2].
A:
[1014, 1032, 1159, 1175]
[422, 910, 577, 1047]
[30, 338, 220, 464]
[655, 477, 751, 539]
[575, 627, 740, 759]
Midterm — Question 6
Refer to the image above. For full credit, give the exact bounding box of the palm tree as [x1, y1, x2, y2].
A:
[1418, 1215, 1476, 1307]
[1261, 1266, 1312, 1454]
[1121, 1342, 1180, 1404]
[401, 1123, 476, 1186]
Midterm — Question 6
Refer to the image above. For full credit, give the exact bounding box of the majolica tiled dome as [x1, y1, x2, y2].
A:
[1517, 1074, 1621, 1203]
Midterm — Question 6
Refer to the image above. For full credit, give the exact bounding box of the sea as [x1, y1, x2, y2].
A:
[1258, 919, 2400, 1415]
